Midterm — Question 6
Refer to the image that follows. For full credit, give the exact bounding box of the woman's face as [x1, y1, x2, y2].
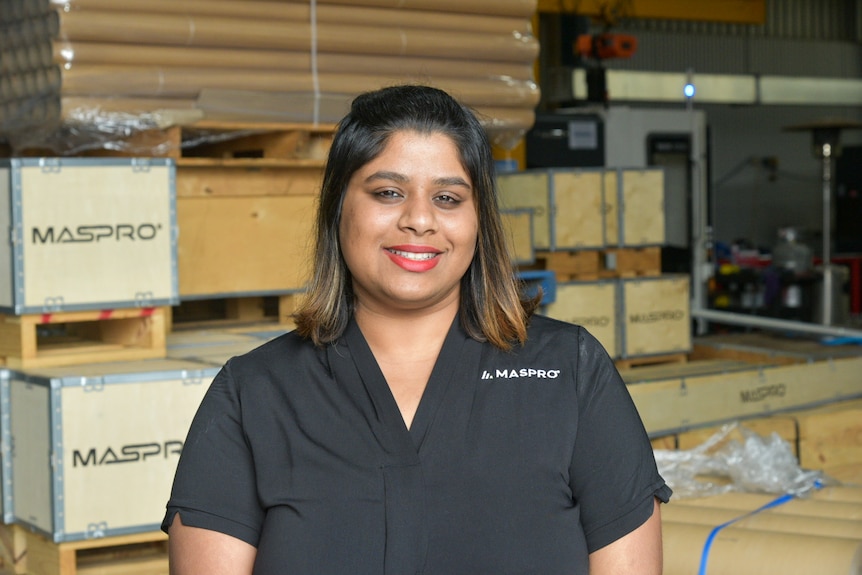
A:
[339, 130, 478, 315]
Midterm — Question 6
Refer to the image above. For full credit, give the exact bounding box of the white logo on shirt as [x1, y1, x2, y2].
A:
[480, 368, 561, 380]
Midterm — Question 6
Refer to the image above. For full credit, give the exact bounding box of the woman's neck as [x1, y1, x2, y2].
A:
[354, 302, 457, 362]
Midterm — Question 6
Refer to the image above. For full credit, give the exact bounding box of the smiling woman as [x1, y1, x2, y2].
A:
[338, 130, 479, 316]
[161, 85, 671, 575]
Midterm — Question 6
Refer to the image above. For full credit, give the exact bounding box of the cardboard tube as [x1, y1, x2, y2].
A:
[662, 522, 862, 575]
[61, 96, 197, 114]
[812, 486, 862, 503]
[663, 504, 862, 539]
[675, 492, 862, 520]
[2, 0, 51, 22]
[313, 0, 537, 18]
[3, 43, 54, 74]
[0, 66, 61, 100]
[59, 66, 541, 108]
[55, 10, 539, 63]
[52, 42, 534, 81]
[55, 0, 533, 35]
[0, 12, 59, 49]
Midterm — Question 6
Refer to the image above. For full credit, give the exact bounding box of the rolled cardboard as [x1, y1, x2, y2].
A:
[662, 522, 862, 575]
[811, 485, 862, 503]
[313, 0, 537, 18]
[52, 42, 534, 82]
[2, 0, 51, 22]
[57, 0, 533, 35]
[1, 12, 59, 49]
[675, 492, 862, 520]
[0, 66, 61, 101]
[56, 10, 539, 63]
[662, 504, 862, 539]
[59, 65, 540, 109]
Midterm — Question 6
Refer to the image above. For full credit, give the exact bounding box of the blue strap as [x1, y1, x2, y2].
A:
[697, 493, 794, 575]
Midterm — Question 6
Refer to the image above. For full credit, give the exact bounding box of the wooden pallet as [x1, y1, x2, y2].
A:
[524, 246, 661, 282]
[0, 307, 168, 369]
[525, 250, 602, 281]
[600, 246, 662, 278]
[0, 525, 167, 575]
[169, 294, 302, 332]
[25, 119, 338, 162]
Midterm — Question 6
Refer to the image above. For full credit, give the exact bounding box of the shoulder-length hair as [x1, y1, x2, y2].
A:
[293, 84, 538, 350]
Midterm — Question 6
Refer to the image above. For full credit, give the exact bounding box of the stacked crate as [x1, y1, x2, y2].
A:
[1, 3, 542, 571]
[497, 166, 691, 363]
[0, 157, 176, 368]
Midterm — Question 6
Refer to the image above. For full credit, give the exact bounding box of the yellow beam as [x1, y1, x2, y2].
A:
[537, 0, 766, 25]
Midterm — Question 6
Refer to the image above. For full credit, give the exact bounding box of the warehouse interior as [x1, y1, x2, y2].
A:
[0, 0, 861, 573]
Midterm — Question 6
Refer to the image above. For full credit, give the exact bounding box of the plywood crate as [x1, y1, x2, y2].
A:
[603, 167, 665, 247]
[627, 355, 862, 437]
[174, 121, 333, 299]
[619, 274, 691, 359]
[500, 208, 535, 265]
[543, 280, 618, 358]
[0, 158, 178, 314]
[497, 168, 606, 250]
[788, 398, 862, 475]
[7, 358, 219, 543]
[0, 369, 9, 526]
[692, 332, 862, 365]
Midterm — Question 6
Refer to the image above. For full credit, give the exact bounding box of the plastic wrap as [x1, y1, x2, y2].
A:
[654, 422, 836, 499]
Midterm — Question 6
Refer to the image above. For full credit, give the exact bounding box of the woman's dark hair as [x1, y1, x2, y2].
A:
[293, 84, 538, 349]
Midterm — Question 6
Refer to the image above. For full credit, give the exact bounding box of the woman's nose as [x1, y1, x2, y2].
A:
[398, 196, 437, 234]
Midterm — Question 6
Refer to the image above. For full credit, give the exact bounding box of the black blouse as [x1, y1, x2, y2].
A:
[163, 315, 671, 574]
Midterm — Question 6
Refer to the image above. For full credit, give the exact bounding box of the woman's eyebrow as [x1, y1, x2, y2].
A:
[364, 172, 471, 190]
[364, 170, 408, 184]
[434, 176, 471, 189]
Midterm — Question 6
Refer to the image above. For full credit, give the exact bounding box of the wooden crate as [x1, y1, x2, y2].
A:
[0, 369, 8, 526]
[0, 524, 167, 575]
[8, 359, 218, 542]
[54, 120, 335, 300]
[788, 398, 862, 474]
[603, 167, 665, 247]
[627, 355, 862, 437]
[675, 415, 799, 453]
[692, 332, 862, 365]
[620, 275, 691, 359]
[0, 158, 178, 314]
[543, 280, 618, 358]
[497, 168, 606, 250]
[173, 122, 331, 299]
[177, 194, 316, 297]
[0, 307, 168, 369]
[500, 208, 535, 265]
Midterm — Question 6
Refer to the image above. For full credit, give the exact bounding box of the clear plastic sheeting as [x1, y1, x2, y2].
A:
[654, 422, 836, 500]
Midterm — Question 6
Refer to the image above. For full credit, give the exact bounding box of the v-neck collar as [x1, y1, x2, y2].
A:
[340, 315, 468, 452]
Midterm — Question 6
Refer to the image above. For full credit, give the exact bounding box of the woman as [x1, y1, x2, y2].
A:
[163, 85, 671, 575]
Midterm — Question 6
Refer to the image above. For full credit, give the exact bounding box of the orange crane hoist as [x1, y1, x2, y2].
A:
[575, 32, 638, 61]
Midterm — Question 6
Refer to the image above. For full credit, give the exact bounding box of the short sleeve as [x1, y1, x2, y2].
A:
[569, 328, 671, 552]
[161, 361, 264, 546]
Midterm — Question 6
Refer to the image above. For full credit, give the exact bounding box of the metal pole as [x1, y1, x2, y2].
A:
[692, 308, 862, 339]
[820, 141, 833, 326]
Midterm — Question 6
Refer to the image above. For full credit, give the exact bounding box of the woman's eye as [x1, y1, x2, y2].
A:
[435, 193, 460, 204]
[375, 189, 401, 199]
